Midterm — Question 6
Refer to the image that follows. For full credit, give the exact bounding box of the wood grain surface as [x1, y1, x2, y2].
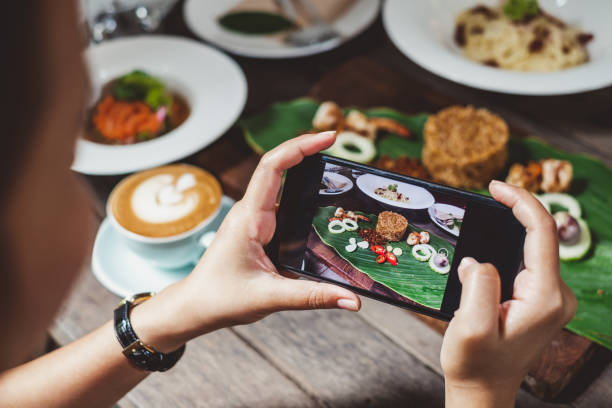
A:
[50, 1, 612, 407]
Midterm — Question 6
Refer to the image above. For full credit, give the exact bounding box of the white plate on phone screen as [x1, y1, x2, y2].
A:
[356, 174, 435, 210]
[92, 196, 234, 298]
[383, 0, 612, 95]
[72, 36, 247, 175]
[183, 0, 380, 59]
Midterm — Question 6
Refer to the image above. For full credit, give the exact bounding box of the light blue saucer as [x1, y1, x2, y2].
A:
[92, 196, 234, 298]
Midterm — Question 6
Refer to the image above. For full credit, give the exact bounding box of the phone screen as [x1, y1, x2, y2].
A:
[271, 155, 525, 320]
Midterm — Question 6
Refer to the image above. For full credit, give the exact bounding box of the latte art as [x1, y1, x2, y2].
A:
[132, 174, 199, 223]
[109, 165, 222, 238]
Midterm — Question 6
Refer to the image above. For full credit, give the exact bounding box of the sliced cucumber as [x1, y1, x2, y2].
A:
[429, 254, 451, 274]
[412, 244, 435, 262]
[538, 193, 581, 218]
[324, 131, 376, 163]
[559, 217, 591, 261]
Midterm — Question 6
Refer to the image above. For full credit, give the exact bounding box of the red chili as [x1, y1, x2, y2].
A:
[371, 245, 386, 255]
[376, 254, 386, 264]
[386, 252, 398, 266]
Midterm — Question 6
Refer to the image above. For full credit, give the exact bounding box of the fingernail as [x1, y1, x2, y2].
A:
[490, 180, 503, 187]
[458, 257, 477, 271]
[318, 130, 337, 137]
[337, 298, 358, 311]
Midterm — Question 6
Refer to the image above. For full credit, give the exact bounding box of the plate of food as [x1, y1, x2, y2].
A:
[240, 98, 612, 351]
[183, 0, 380, 59]
[319, 171, 353, 195]
[383, 0, 612, 94]
[356, 174, 435, 210]
[428, 203, 465, 237]
[72, 36, 247, 175]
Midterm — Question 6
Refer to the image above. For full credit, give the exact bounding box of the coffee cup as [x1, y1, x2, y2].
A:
[107, 164, 222, 269]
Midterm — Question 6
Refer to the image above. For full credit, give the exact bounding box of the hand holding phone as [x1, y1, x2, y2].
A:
[441, 182, 577, 407]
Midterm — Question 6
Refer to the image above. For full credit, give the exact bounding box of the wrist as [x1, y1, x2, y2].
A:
[129, 280, 221, 353]
[445, 378, 518, 408]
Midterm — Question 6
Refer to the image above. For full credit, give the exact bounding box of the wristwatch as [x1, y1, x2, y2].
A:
[114, 292, 185, 372]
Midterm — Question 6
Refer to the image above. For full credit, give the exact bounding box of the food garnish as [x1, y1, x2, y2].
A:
[357, 240, 370, 249]
[371, 245, 386, 255]
[386, 252, 398, 266]
[537, 193, 591, 261]
[503, 0, 539, 21]
[374, 185, 409, 203]
[376, 254, 386, 264]
[342, 218, 358, 231]
[324, 131, 377, 164]
[328, 219, 346, 234]
[506, 159, 573, 193]
[412, 244, 435, 262]
[386, 245, 393, 252]
[429, 252, 451, 274]
[218, 11, 296, 35]
[422, 106, 508, 189]
[313, 101, 412, 141]
[392, 247, 403, 256]
[407, 231, 421, 246]
[345, 243, 357, 253]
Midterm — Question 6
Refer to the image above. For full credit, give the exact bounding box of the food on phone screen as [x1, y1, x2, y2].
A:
[375, 211, 408, 241]
[85, 70, 190, 145]
[422, 105, 509, 189]
[429, 250, 451, 274]
[374, 183, 410, 203]
[454, 1, 593, 71]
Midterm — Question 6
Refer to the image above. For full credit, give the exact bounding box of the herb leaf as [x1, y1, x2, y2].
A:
[503, 0, 539, 20]
[113, 70, 172, 110]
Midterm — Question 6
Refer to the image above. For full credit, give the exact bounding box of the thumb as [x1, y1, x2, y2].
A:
[455, 257, 501, 336]
[272, 278, 361, 312]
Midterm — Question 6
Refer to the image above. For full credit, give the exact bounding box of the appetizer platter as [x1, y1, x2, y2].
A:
[183, 0, 380, 59]
[428, 204, 465, 237]
[241, 97, 612, 352]
[382, 0, 612, 94]
[312, 206, 454, 310]
[355, 174, 435, 210]
[73, 36, 247, 175]
[319, 171, 353, 195]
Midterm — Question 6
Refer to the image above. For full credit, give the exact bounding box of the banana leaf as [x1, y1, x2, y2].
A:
[242, 98, 612, 350]
[312, 206, 452, 310]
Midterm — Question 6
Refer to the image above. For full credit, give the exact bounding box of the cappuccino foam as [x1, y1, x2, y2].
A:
[109, 164, 222, 238]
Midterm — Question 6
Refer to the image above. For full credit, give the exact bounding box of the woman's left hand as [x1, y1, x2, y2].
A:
[132, 131, 361, 352]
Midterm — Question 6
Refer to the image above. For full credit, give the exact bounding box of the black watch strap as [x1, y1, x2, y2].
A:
[114, 292, 185, 372]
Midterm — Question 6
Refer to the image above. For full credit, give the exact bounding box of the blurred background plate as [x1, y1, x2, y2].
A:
[72, 35, 247, 175]
[383, 0, 612, 95]
[183, 0, 380, 59]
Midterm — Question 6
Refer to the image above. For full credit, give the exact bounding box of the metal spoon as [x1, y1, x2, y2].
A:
[278, 0, 341, 48]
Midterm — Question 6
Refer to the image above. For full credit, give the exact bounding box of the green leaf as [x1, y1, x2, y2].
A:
[218, 11, 296, 35]
[503, 0, 539, 20]
[312, 206, 453, 309]
[242, 99, 612, 349]
[113, 70, 171, 110]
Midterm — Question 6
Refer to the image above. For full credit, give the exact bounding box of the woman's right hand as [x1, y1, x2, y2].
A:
[441, 181, 577, 408]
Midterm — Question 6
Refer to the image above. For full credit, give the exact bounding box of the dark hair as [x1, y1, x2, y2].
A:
[0, 2, 45, 306]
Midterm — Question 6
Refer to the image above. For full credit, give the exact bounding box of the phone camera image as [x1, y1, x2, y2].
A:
[280, 161, 467, 313]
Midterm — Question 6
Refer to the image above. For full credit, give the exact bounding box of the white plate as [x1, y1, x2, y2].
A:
[72, 36, 247, 175]
[92, 196, 234, 298]
[183, 0, 380, 59]
[428, 203, 465, 237]
[383, 0, 612, 95]
[356, 174, 435, 210]
[319, 171, 353, 195]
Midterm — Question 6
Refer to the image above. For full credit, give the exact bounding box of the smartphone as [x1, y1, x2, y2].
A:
[268, 154, 526, 321]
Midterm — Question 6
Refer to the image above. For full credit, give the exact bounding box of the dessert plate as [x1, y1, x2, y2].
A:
[92, 196, 234, 297]
[383, 0, 612, 95]
[73, 36, 247, 175]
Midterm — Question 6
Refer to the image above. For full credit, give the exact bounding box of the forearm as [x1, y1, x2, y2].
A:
[0, 321, 147, 408]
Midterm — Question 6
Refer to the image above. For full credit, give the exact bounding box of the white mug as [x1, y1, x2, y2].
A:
[107, 203, 220, 269]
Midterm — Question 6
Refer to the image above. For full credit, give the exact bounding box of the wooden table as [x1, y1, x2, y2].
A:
[52, 3, 612, 407]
